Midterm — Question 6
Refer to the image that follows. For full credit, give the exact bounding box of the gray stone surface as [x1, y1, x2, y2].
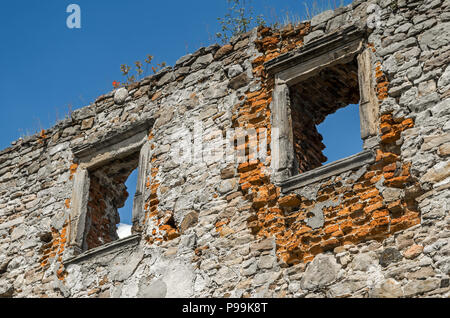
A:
[137, 278, 167, 298]
[300, 254, 341, 291]
[379, 248, 403, 267]
[191, 54, 214, 71]
[311, 10, 334, 27]
[303, 30, 325, 44]
[419, 22, 450, 50]
[370, 278, 404, 298]
[227, 64, 243, 78]
[403, 278, 441, 296]
[351, 253, 376, 272]
[114, 88, 128, 105]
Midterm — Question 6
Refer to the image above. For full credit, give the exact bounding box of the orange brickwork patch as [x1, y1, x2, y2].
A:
[39, 222, 69, 280]
[233, 25, 423, 265]
[375, 62, 389, 100]
[143, 136, 180, 244]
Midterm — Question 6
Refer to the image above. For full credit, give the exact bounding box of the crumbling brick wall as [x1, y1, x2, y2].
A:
[239, 23, 424, 265]
[0, 0, 449, 298]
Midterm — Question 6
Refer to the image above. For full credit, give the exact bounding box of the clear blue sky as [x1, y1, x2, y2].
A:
[0, 0, 357, 225]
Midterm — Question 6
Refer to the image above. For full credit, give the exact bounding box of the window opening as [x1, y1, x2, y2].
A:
[317, 103, 363, 165]
[83, 152, 139, 251]
[117, 168, 138, 239]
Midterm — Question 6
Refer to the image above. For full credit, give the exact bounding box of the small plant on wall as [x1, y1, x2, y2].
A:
[113, 54, 167, 88]
[216, 0, 265, 44]
[215, 0, 348, 43]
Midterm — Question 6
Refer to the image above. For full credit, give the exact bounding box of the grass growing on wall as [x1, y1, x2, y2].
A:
[215, 0, 348, 43]
[303, 0, 346, 20]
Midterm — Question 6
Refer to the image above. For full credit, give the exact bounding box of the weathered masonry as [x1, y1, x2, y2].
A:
[0, 0, 449, 298]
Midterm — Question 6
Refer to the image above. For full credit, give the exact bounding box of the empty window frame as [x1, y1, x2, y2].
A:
[67, 124, 151, 255]
[83, 152, 139, 250]
[268, 26, 379, 185]
[289, 58, 362, 174]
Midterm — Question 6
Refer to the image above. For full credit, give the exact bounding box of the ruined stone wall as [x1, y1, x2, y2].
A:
[0, 0, 449, 298]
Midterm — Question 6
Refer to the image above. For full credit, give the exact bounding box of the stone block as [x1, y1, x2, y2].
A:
[403, 278, 440, 296]
[379, 247, 402, 267]
[114, 88, 128, 105]
[214, 44, 233, 60]
[228, 73, 250, 90]
[300, 254, 340, 291]
[311, 10, 334, 27]
[370, 278, 404, 298]
[403, 244, 424, 259]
